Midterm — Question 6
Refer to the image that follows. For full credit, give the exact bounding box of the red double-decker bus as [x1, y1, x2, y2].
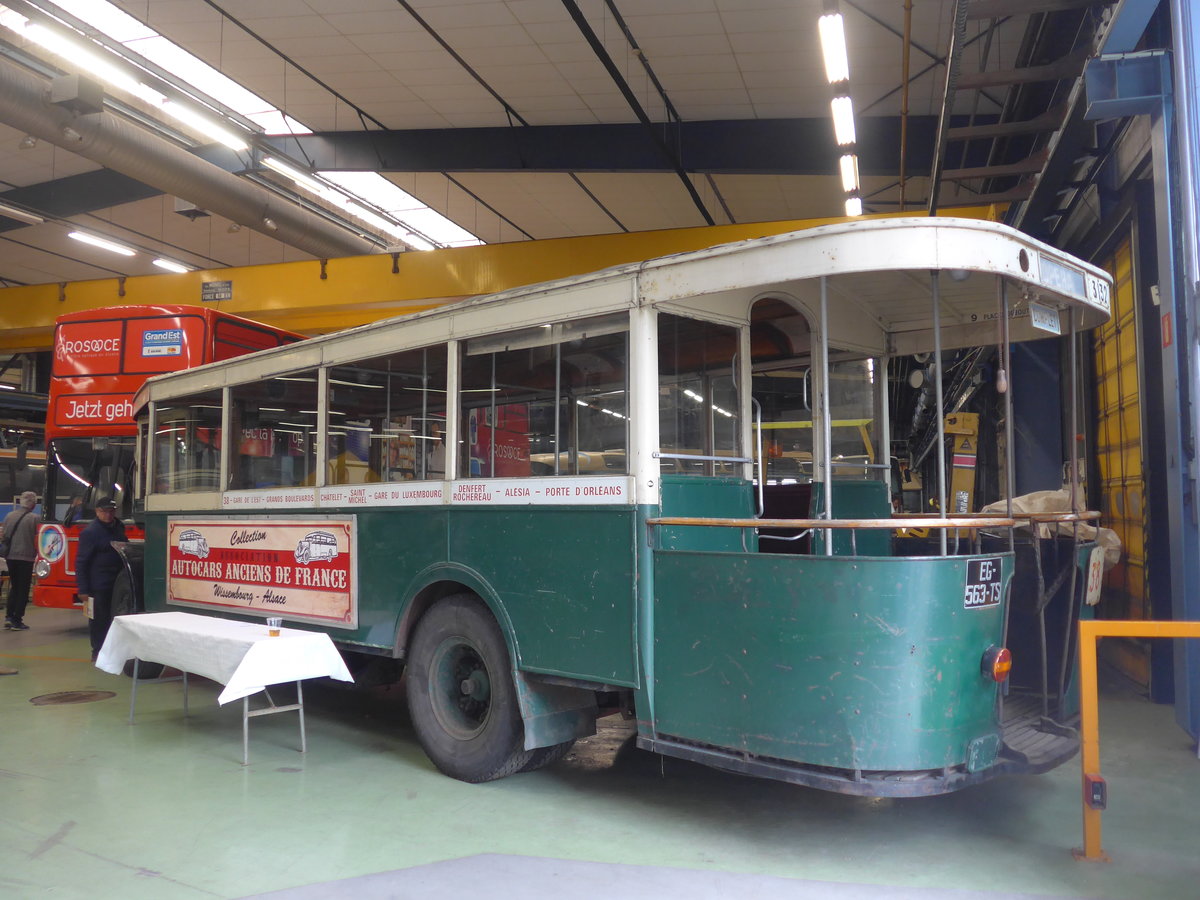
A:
[34, 305, 303, 608]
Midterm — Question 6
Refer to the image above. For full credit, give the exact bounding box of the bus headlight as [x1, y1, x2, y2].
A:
[981, 646, 1012, 682]
[34, 559, 51, 578]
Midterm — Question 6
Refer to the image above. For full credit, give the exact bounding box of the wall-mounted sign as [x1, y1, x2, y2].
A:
[201, 280, 233, 302]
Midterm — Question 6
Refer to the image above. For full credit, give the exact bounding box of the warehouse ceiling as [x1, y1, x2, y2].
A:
[0, 0, 1124, 287]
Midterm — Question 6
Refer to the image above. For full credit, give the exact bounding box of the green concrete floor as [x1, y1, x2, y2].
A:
[1, 607, 1197, 900]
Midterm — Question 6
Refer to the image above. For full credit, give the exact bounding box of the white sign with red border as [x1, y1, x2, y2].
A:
[167, 516, 357, 629]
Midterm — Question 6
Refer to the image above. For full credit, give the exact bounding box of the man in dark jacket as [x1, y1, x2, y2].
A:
[76, 498, 127, 660]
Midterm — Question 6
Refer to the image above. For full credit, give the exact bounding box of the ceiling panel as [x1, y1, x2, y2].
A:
[452, 171, 622, 238]
[0, 0, 1110, 294]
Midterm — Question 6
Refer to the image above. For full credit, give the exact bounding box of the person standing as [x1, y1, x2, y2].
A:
[75, 498, 127, 660]
[2, 491, 41, 631]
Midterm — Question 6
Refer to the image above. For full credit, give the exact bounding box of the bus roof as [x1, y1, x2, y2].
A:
[52, 304, 304, 333]
[134, 217, 1112, 409]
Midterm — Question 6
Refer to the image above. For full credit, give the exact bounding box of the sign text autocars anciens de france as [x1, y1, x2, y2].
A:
[167, 517, 356, 628]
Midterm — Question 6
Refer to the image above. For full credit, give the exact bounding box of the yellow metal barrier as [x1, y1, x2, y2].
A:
[1075, 618, 1200, 861]
[0, 205, 1001, 352]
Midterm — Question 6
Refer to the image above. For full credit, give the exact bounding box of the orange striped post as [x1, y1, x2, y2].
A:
[1074, 619, 1200, 861]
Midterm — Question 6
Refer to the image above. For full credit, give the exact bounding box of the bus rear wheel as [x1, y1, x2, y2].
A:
[405, 594, 533, 782]
[517, 739, 575, 773]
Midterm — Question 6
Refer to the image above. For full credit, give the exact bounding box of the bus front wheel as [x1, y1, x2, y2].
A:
[405, 593, 533, 782]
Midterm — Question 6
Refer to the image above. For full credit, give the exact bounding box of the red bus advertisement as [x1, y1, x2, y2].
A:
[34, 306, 303, 608]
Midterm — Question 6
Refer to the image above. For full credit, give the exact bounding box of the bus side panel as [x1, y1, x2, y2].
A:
[448, 506, 638, 686]
[648, 551, 1012, 772]
[142, 506, 639, 687]
[355, 508, 450, 646]
[657, 475, 755, 552]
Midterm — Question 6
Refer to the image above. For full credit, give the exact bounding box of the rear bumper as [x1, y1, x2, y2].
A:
[32, 585, 81, 609]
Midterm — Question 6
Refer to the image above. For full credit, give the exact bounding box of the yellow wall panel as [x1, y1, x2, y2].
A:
[1092, 235, 1150, 686]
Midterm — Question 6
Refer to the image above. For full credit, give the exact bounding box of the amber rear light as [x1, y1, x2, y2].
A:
[982, 646, 1012, 682]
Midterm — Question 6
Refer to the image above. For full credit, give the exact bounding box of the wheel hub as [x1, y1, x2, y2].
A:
[430, 637, 493, 739]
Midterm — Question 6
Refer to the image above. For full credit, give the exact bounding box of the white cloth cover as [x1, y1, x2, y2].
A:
[979, 488, 1122, 571]
[96, 611, 354, 704]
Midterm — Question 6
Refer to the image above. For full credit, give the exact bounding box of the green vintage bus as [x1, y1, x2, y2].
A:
[126, 217, 1112, 795]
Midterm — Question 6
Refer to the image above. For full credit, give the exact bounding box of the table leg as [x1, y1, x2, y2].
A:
[297, 681, 306, 754]
[128, 659, 139, 724]
[183, 671, 189, 718]
[243, 697, 250, 766]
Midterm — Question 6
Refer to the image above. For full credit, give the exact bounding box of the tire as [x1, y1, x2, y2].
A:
[113, 572, 165, 680]
[517, 739, 576, 774]
[405, 593, 534, 783]
[111, 570, 139, 617]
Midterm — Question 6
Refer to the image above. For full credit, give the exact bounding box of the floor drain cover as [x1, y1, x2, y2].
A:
[30, 691, 117, 706]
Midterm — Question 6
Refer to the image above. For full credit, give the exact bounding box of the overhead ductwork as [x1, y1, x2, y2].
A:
[0, 55, 376, 259]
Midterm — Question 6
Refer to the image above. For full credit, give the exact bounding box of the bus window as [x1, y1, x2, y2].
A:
[229, 371, 318, 490]
[46, 436, 135, 519]
[658, 314, 741, 475]
[326, 345, 448, 485]
[0, 445, 45, 516]
[828, 359, 879, 481]
[754, 370, 813, 481]
[153, 392, 222, 493]
[461, 314, 628, 478]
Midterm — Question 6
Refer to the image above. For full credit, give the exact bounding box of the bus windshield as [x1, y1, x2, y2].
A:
[45, 436, 137, 522]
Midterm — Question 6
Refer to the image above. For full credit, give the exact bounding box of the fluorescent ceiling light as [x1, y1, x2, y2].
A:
[398, 232, 436, 252]
[0, 202, 44, 225]
[162, 101, 249, 151]
[50, 0, 154, 41]
[831, 96, 857, 146]
[68, 231, 136, 256]
[839, 154, 860, 192]
[845, 197, 863, 217]
[20, 18, 248, 152]
[261, 157, 325, 194]
[19, 0, 482, 249]
[322, 172, 482, 249]
[21, 21, 164, 108]
[818, 14, 850, 84]
[24, 22, 135, 92]
[152, 258, 190, 273]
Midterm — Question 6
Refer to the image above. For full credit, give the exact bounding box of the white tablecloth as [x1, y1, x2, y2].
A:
[96, 611, 354, 704]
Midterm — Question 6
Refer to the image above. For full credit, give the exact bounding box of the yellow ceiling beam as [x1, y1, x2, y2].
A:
[0, 205, 1000, 352]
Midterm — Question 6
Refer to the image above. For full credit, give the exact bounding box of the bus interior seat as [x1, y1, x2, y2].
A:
[760, 480, 892, 556]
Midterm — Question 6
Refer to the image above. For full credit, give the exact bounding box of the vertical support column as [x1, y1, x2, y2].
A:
[219, 386, 231, 492]
[629, 305, 660, 509]
[1074, 620, 1108, 862]
[444, 340, 460, 481]
[1069, 315, 1080, 511]
[628, 303, 659, 732]
[932, 272, 947, 555]
[315, 367, 329, 488]
[1000, 279, 1015, 545]
[1169, 0, 1200, 744]
[818, 276, 833, 555]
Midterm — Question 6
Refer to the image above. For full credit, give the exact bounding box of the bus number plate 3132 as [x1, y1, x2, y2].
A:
[964, 557, 1003, 609]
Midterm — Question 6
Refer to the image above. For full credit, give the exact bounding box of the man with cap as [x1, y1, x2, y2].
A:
[2, 490, 42, 631]
[76, 497, 128, 660]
